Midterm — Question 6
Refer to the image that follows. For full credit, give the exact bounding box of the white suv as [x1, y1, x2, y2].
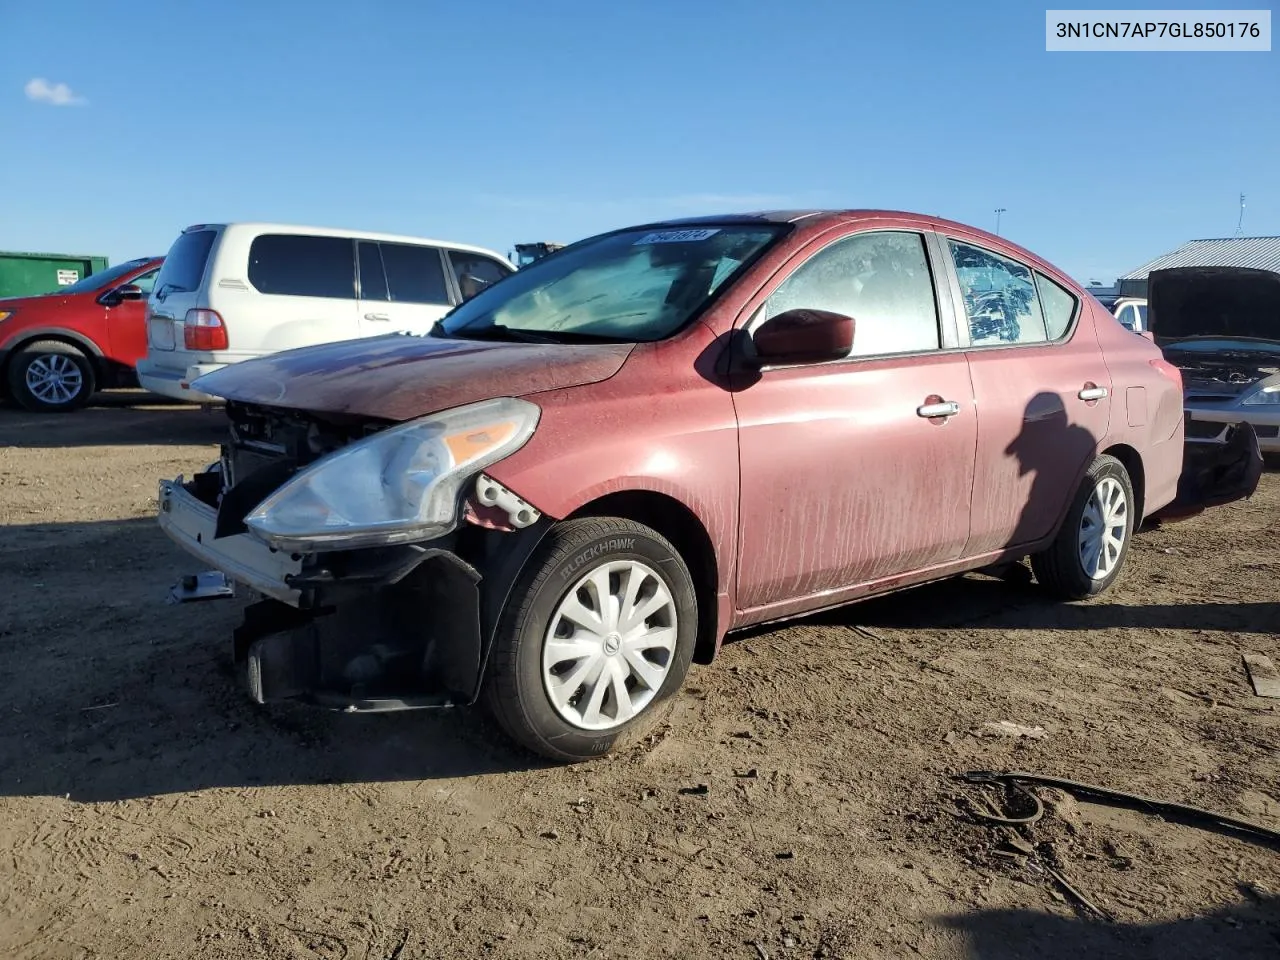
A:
[136, 223, 515, 403]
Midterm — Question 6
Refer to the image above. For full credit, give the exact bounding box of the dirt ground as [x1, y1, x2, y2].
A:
[1, 392, 1277, 960]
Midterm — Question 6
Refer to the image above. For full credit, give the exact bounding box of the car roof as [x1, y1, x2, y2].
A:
[182, 223, 509, 260]
[630, 209, 1068, 282]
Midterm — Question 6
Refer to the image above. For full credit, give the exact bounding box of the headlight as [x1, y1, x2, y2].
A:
[0, 311, 12, 323]
[1242, 385, 1280, 406]
[244, 397, 539, 551]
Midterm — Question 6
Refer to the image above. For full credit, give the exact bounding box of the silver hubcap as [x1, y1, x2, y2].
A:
[541, 559, 677, 731]
[25, 354, 83, 405]
[1079, 476, 1128, 580]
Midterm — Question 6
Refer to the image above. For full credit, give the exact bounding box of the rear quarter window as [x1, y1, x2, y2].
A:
[248, 235, 356, 299]
[155, 230, 216, 295]
[1035, 272, 1079, 339]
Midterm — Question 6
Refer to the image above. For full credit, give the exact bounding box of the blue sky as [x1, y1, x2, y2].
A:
[1, 0, 1276, 283]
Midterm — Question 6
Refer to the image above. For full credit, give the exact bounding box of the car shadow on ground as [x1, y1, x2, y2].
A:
[0, 391, 225, 448]
[943, 889, 1280, 959]
[811, 572, 1280, 636]
[2, 511, 1274, 804]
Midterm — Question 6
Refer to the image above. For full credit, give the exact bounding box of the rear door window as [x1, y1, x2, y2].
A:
[948, 241, 1048, 346]
[248, 235, 356, 299]
[380, 243, 450, 305]
[155, 230, 217, 296]
[448, 251, 511, 301]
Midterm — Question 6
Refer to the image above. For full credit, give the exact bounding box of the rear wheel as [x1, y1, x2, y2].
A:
[483, 517, 697, 761]
[7, 340, 96, 412]
[1031, 454, 1134, 600]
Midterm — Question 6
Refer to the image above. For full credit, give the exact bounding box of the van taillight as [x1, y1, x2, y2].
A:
[184, 309, 228, 351]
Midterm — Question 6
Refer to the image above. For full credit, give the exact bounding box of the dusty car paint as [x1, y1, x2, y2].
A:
[193, 332, 635, 421]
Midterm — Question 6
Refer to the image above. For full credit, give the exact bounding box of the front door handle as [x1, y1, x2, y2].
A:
[917, 400, 961, 418]
[1078, 385, 1109, 401]
[364, 312, 391, 322]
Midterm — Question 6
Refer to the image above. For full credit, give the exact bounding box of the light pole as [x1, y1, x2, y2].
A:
[994, 207, 1007, 236]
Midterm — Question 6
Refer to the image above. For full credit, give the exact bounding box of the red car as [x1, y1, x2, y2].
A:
[156, 211, 1261, 761]
[0, 256, 163, 411]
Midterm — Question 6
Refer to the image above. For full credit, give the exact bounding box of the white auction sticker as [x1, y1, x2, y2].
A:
[633, 229, 721, 245]
[56, 269, 80, 285]
[1046, 9, 1271, 50]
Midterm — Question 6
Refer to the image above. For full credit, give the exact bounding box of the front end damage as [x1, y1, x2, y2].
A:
[158, 402, 550, 713]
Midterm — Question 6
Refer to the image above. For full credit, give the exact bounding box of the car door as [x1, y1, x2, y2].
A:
[106, 266, 160, 366]
[939, 236, 1113, 555]
[732, 228, 977, 612]
[358, 241, 453, 336]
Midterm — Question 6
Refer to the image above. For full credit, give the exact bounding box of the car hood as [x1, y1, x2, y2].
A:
[193, 333, 635, 421]
[1148, 266, 1280, 347]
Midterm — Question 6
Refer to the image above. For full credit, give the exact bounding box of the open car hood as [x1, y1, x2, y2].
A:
[1148, 266, 1280, 348]
[193, 333, 634, 421]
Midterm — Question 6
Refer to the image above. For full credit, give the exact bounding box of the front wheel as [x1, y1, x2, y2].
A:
[483, 517, 697, 762]
[7, 340, 96, 412]
[1032, 454, 1135, 600]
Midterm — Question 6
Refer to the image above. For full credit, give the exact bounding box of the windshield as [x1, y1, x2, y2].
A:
[58, 259, 152, 295]
[441, 225, 785, 342]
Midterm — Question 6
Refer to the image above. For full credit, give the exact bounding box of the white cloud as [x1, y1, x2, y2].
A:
[24, 78, 86, 107]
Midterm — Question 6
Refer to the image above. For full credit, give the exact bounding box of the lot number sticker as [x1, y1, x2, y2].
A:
[633, 229, 721, 245]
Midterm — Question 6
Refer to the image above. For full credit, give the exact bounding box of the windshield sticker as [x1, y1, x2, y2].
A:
[633, 228, 721, 245]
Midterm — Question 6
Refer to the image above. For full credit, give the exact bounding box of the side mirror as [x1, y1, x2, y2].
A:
[751, 308, 853, 365]
[104, 283, 145, 306]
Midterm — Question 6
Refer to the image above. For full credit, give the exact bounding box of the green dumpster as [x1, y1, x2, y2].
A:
[0, 252, 111, 298]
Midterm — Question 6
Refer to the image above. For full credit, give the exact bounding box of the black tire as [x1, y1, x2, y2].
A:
[483, 517, 698, 762]
[1031, 454, 1135, 600]
[7, 340, 96, 412]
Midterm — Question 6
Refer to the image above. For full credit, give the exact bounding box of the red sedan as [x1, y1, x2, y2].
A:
[157, 211, 1260, 760]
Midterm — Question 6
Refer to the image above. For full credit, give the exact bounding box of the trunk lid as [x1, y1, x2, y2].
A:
[192, 332, 634, 420]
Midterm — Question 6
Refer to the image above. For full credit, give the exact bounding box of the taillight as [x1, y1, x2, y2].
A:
[1149, 357, 1182, 388]
[184, 309, 228, 351]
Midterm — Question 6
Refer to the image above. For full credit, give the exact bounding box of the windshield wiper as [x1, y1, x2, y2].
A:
[451, 324, 563, 344]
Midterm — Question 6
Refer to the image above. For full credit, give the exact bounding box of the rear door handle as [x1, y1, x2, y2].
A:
[1078, 385, 1109, 401]
[917, 400, 961, 418]
[364, 312, 391, 322]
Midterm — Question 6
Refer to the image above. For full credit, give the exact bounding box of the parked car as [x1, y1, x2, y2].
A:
[136, 224, 515, 403]
[1148, 265, 1280, 454]
[0, 256, 163, 411]
[1113, 296, 1148, 333]
[155, 210, 1260, 761]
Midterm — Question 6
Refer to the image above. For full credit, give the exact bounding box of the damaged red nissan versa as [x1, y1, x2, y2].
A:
[157, 211, 1262, 761]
